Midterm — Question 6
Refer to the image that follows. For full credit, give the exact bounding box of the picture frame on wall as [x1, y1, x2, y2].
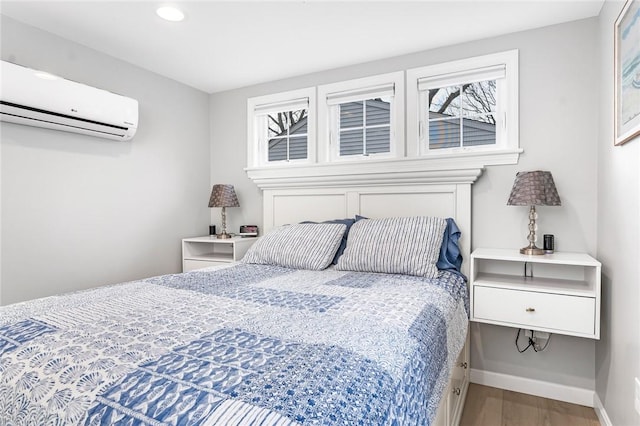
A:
[614, 0, 640, 145]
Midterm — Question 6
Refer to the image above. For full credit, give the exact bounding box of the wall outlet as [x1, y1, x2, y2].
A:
[635, 377, 640, 416]
[531, 331, 550, 351]
[534, 331, 550, 340]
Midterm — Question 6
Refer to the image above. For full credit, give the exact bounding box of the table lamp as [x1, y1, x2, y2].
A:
[208, 184, 240, 239]
[507, 171, 561, 255]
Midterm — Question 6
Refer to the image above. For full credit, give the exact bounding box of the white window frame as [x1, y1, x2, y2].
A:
[317, 72, 404, 163]
[247, 87, 316, 167]
[406, 50, 520, 162]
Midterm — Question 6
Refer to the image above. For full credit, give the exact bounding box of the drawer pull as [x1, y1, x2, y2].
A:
[525, 307, 536, 312]
[458, 362, 468, 369]
[453, 387, 461, 396]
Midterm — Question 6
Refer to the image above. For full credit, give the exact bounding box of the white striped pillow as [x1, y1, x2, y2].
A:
[335, 216, 447, 278]
[242, 223, 347, 270]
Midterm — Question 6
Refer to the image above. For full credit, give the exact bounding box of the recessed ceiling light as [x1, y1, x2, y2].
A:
[156, 6, 185, 22]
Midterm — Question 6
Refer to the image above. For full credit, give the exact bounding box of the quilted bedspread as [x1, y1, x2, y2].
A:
[0, 264, 468, 425]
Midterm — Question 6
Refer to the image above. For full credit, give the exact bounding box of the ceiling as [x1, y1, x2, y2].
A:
[0, 1, 605, 94]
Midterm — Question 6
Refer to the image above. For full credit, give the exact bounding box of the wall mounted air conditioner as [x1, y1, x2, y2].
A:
[0, 60, 138, 141]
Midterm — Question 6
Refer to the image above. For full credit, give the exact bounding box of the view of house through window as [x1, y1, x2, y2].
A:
[339, 97, 391, 156]
[267, 108, 308, 162]
[249, 53, 516, 169]
[427, 79, 497, 150]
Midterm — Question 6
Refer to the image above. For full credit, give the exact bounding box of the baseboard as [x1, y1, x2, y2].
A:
[470, 368, 595, 407]
[593, 393, 613, 426]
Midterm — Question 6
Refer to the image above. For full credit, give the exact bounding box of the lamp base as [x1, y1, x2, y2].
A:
[520, 205, 545, 255]
[216, 233, 233, 239]
[520, 245, 545, 255]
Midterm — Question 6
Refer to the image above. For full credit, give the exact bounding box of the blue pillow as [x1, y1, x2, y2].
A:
[301, 218, 356, 265]
[436, 218, 463, 272]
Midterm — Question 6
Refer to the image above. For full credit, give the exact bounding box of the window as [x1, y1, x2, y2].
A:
[247, 88, 316, 167]
[407, 50, 519, 161]
[246, 53, 519, 186]
[426, 76, 498, 150]
[318, 72, 404, 162]
[330, 86, 393, 157]
[261, 102, 308, 162]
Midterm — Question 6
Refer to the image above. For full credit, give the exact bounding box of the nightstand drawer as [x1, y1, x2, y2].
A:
[183, 259, 229, 272]
[473, 286, 596, 335]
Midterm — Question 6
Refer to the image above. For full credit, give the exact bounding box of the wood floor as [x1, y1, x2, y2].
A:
[460, 384, 600, 426]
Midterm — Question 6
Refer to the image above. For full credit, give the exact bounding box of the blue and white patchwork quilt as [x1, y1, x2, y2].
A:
[0, 264, 468, 425]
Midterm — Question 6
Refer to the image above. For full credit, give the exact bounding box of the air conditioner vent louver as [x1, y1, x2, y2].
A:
[0, 61, 138, 141]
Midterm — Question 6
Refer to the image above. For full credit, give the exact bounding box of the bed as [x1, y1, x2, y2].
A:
[0, 182, 475, 425]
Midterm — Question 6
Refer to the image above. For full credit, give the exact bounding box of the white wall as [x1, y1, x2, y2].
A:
[596, 2, 640, 425]
[1, 16, 211, 305]
[210, 18, 600, 390]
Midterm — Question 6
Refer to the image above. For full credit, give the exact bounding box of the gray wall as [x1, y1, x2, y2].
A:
[596, 2, 640, 425]
[210, 19, 599, 390]
[1, 16, 211, 305]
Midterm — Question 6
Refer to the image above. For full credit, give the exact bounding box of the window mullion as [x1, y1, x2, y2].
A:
[459, 87, 464, 149]
[286, 127, 290, 162]
[363, 101, 367, 156]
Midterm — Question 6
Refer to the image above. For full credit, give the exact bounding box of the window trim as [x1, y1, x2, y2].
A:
[246, 52, 521, 188]
[406, 50, 519, 160]
[317, 72, 404, 163]
[247, 87, 316, 167]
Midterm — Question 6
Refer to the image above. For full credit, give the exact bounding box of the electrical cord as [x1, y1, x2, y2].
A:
[516, 266, 553, 352]
[515, 329, 552, 353]
[515, 328, 533, 353]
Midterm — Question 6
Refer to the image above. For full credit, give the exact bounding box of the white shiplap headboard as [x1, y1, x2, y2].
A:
[263, 183, 473, 277]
